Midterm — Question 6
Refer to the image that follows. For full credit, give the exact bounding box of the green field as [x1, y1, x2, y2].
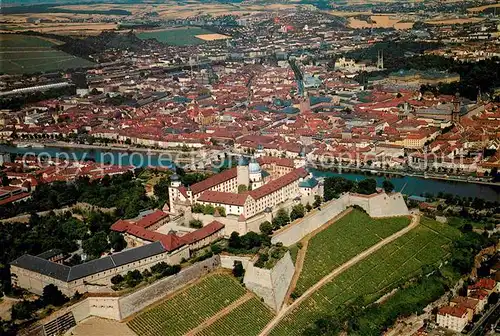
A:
[196, 297, 275, 336]
[128, 274, 247, 336]
[295, 209, 410, 295]
[0, 34, 94, 74]
[136, 27, 214, 46]
[269, 218, 460, 336]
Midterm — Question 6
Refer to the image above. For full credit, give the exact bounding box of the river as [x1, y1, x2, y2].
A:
[311, 169, 500, 202]
[1, 145, 499, 202]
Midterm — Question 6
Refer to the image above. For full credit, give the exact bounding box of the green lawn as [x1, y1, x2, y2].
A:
[0, 34, 94, 74]
[269, 218, 459, 336]
[136, 27, 214, 46]
[128, 274, 247, 336]
[295, 209, 410, 295]
[195, 297, 275, 336]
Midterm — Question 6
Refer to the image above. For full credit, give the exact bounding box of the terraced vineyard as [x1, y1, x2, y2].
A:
[269, 218, 459, 336]
[295, 209, 410, 295]
[196, 297, 275, 336]
[128, 274, 246, 336]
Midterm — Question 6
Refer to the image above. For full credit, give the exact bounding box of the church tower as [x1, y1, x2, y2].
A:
[236, 156, 250, 189]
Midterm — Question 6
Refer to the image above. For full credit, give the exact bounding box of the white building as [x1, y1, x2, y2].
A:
[436, 305, 469, 333]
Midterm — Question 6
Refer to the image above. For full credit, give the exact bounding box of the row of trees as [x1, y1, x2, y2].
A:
[11, 284, 70, 322]
[110, 262, 181, 290]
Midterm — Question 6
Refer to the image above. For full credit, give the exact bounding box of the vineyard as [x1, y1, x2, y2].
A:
[128, 274, 247, 336]
[269, 218, 460, 336]
[295, 209, 410, 294]
[196, 297, 275, 336]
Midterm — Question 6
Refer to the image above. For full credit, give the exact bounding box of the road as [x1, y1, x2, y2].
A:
[259, 214, 420, 336]
[469, 301, 500, 335]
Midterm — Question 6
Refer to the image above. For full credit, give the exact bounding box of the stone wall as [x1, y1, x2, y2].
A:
[49, 255, 221, 325]
[271, 196, 348, 246]
[271, 192, 409, 247]
[220, 255, 252, 270]
[243, 252, 294, 311]
[119, 255, 221, 319]
[348, 192, 409, 218]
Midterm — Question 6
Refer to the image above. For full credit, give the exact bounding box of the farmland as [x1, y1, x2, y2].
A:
[127, 273, 247, 336]
[136, 27, 219, 46]
[196, 297, 275, 336]
[269, 218, 460, 336]
[295, 209, 410, 295]
[0, 34, 93, 74]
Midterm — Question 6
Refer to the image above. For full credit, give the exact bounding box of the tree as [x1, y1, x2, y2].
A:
[229, 232, 241, 249]
[125, 270, 143, 287]
[109, 232, 126, 252]
[1, 175, 9, 187]
[272, 208, 290, 229]
[42, 284, 68, 307]
[356, 178, 377, 195]
[488, 292, 499, 305]
[313, 195, 322, 208]
[189, 219, 203, 229]
[324, 177, 355, 201]
[232, 260, 245, 278]
[82, 231, 109, 258]
[154, 177, 170, 202]
[111, 274, 124, 285]
[259, 221, 273, 236]
[305, 203, 312, 212]
[215, 206, 226, 217]
[238, 184, 248, 193]
[290, 204, 306, 221]
[382, 180, 395, 193]
[11, 300, 37, 321]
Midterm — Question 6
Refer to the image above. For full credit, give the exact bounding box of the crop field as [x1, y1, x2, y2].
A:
[0, 34, 93, 74]
[295, 209, 410, 295]
[269, 218, 460, 336]
[128, 274, 247, 336]
[196, 297, 274, 336]
[136, 27, 216, 46]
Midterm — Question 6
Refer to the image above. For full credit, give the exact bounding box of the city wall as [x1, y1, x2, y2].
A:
[272, 192, 409, 246]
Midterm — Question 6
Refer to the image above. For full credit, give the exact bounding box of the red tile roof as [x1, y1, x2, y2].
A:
[190, 168, 237, 195]
[258, 156, 295, 168]
[0, 192, 31, 206]
[197, 190, 249, 206]
[438, 305, 468, 318]
[135, 210, 168, 229]
[249, 167, 308, 200]
[468, 278, 497, 291]
[181, 221, 224, 245]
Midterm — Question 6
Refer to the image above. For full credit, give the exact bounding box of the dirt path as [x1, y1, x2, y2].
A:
[259, 214, 420, 336]
[184, 292, 254, 336]
[284, 208, 353, 305]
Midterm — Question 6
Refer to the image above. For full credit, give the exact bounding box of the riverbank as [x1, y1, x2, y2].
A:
[12, 140, 199, 156]
[311, 165, 500, 187]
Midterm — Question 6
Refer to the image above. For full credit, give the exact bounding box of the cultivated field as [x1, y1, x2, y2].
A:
[195, 33, 231, 41]
[136, 27, 216, 46]
[127, 273, 247, 336]
[269, 217, 460, 336]
[424, 17, 485, 25]
[348, 15, 415, 29]
[467, 3, 500, 13]
[195, 297, 275, 336]
[295, 209, 410, 295]
[0, 34, 93, 74]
